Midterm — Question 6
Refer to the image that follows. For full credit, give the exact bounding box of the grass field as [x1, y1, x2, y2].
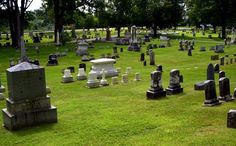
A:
[0, 31, 236, 146]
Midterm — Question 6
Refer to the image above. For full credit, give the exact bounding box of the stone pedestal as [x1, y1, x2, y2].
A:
[218, 77, 234, 101]
[204, 80, 221, 106]
[2, 62, 57, 130]
[87, 71, 99, 88]
[166, 69, 183, 95]
[227, 110, 236, 128]
[62, 69, 73, 83]
[146, 71, 166, 99]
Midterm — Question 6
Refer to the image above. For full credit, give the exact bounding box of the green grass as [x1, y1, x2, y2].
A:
[0, 32, 236, 146]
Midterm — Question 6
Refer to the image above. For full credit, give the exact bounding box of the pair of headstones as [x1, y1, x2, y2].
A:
[146, 69, 183, 99]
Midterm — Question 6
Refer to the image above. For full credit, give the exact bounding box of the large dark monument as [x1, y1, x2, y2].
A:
[218, 77, 234, 101]
[2, 62, 57, 130]
[146, 71, 166, 99]
[203, 80, 221, 106]
[166, 69, 183, 95]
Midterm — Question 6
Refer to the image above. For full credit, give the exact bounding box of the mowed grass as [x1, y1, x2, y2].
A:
[0, 32, 236, 146]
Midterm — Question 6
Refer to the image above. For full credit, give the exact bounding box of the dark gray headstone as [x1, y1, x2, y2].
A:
[214, 64, 220, 73]
[207, 63, 214, 80]
[140, 53, 145, 61]
[143, 60, 146, 66]
[166, 69, 183, 95]
[204, 80, 221, 106]
[113, 47, 118, 54]
[218, 77, 234, 101]
[157, 65, 163, 72]
[188, 49, 192, 56]
[219, 71, 225, 79]
[149, 51, 155, 65]
[79, 63, 86, 72]
[220, 57, 225, 65]
[227, 109, 236, 128]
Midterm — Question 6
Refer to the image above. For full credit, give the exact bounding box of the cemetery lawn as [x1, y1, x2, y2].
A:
[1, 33, 236, 146]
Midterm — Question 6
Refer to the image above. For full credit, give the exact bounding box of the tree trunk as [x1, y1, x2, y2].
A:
[117, 26, 121, 38]
[213, 25, 216, 33]
[153, 24, 157, 38]
[222, 24, 226, 39]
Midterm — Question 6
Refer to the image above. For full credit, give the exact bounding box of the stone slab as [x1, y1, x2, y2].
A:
[146, 90, 166, 99]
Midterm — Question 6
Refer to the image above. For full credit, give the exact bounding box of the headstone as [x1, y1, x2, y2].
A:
[146, 71, 166, 99]
[166, 69, 183, 95]
[79, 63, 86, 72]
[77, 68, 87, 80]
[204, 80, 221, 106]
[100, 69, 109, 86]
[227, 109, 236, 128]
[219, 71, 225, 79]
[215, 45, 224, 53]
[134, 73, 141, 81]
[140, 53, 145, 61]
[143, 60, 147, 66]
[76, 40, 89, 56]
[111, 77, 119, 85]
[126, 67, 132, 75]
[2, 62, 57, 130]
[149, 50, 155, 65]
[47, 54, 58, 66]
[207, 63, 214, 80]
[128, 25, 140, 51]
[220, 57, 225, 65]
[230, 58, 233, 64]
[62, 69, 74, 83]
[157, 65, 163, 72]
[210, 46, 216, 51]
[67, 66, 75, 73]
[214, 64, 220, 73]
[179, 40, 184, 51]
[218, 77, 234, 101]
[113, 47, 118, 54]
[87, 70, 100, 88]
[121, 74, 128, 83]
[188, 48, 192, 56]
[211, 55, 219, 60]
[90, 58, 118, 78]
[20, 36, 28, 62]
[200, 46, 206, 51]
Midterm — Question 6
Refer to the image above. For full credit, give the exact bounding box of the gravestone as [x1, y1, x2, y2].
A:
[143, 60, 147, 66]
[90, 58, 118, 78]
[188, 48, 192, 56]
[87, 70, 100, 88]
[140, 53, 145, 61]
[230, 58, 233, 64]
[76, 40, 89, 56]
[111, 77, 119, 85]
[207, 63, 214, 80]
[47, 54, 58, 66]
[149, 50, 155, 65]
[211, 55, 219, 60]
[200, 46, 206, 51]
[214, 64, 220, 73]
[67, 66, 75, 73]
[79, 63, 86, 72]
[134, 73, 141, 81]
[157, 65, 163, 72]
[77, 68, 87, 80]
[215, 45, 224, 53]
[204, 80, 221, 106]
[219, 71, 225, 79]
[100, 69, 109, 86]
[128, 25, 140, 51]
[166, 69, 183, 95]
[220, 57, 225, 65]
[218, 77, 234, 101]
[146, 71, 166, 99]
[210, 46, 216, 51]
[120, 48, 123, 52]
[62, 69, 74, 83]
[121, 74, 128, 83]
[113, 47, 118, 54]
[227, 109, 236, 128]
[126, 67, 132, 75]
[2, 62, 57, 130]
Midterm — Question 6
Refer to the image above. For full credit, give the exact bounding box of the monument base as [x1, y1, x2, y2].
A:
[204, 99, 221, 106]
[218, 95, 235, 102]
[77, 76, 87, 80]
[166, 87, 183, 95]
[227, 109, 236, 128]
[146, 89, 166, 99]
[62, 77, 74, 83]
[128, 43, 140, 52]
[2, 106, 57, 130]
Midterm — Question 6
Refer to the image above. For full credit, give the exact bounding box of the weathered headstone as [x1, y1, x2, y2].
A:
[157, 65, 163, 72]
[128, 25, 140, 51]
[62, 69, 74, 83]
[111, 77, 119, 85]
[220, 57, 225, 65]
[200, 46, 206, 51]
[87, 70, 100, 88]
[121, 74, 128, 83]
[140, 53, 145, 61]
[214, 64, 220, 73]
[207, 63, 214, 80]
[218, 77, 234, 101]
[134, 73, 141, 81]
[77, 68, 87, 80]
[219, 71, 225, 79]
[166, 69, 183, 95]
[76, 40, 89, 56]
[2, 62, 57, 130]
[227, 109, 236, 128]
[204, 80, 221, 106]
[146, 71, 166, 99]
[149, 50, 155, 65]
[113, 47, 118, 54]
[188, 48, 192, 56]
